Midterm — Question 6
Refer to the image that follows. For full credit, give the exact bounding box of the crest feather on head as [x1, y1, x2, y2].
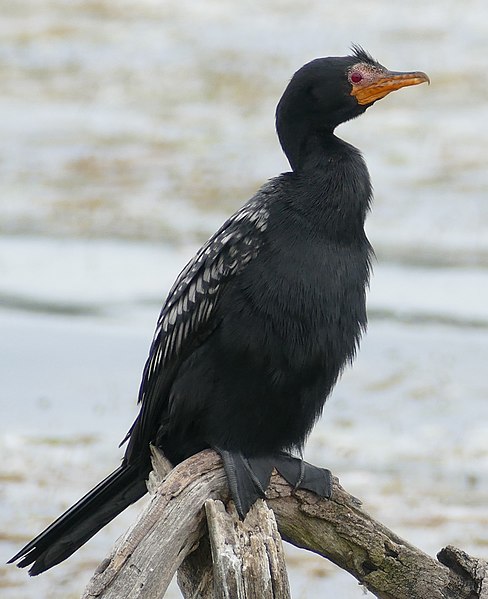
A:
[350, 44, 377, 66]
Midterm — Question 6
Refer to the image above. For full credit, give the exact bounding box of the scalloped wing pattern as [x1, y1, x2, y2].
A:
[138, 195, 270, 405]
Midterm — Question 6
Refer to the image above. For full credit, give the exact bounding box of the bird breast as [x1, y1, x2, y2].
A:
[223, 233, 369, 378]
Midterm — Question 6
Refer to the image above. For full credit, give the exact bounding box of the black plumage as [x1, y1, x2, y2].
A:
[10, 47, 428, 575]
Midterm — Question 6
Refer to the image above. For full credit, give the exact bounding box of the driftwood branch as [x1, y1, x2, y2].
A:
[82, 449, 487, 599]
[204, 499, 291, 599]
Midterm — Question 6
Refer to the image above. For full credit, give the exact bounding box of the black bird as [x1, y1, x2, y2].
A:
[10, 46, 428, 575]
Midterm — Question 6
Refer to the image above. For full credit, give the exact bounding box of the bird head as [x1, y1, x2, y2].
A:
[276, 46, 429, 171]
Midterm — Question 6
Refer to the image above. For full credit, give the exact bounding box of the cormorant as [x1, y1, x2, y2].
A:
[10, 46, 428, 575]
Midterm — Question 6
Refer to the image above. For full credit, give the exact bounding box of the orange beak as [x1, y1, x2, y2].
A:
[351, 70, 430, 105]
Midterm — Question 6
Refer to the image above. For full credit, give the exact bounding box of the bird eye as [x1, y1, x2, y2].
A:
[350, 72, 363, 84]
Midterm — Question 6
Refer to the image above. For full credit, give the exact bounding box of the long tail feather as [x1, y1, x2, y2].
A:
[9, 463, 149, 576]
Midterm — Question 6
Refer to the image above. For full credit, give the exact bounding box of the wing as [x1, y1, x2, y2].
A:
[144, 194, 269, 389]
[123, 190, 272, 459]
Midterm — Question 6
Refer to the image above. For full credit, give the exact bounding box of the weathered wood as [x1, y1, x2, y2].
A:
[205, 499, 291, 599]
[81, 449, 227, 599]
[177, 532, 215, 599]
[81, 449, 488, 599]
[437, 546, 488, 599]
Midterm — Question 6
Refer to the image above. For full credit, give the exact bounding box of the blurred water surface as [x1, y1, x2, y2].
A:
[1, 1, 487, 597]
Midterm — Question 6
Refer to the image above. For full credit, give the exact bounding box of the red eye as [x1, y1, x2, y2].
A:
[351, 72, 363, 84]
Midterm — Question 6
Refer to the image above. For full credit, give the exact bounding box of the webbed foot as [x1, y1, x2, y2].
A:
[216, 448, 332, 519]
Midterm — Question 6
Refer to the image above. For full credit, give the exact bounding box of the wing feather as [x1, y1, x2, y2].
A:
[122, 186, 275, 458]
[143, 197, 269, 384]
[136, 194, 270, 423]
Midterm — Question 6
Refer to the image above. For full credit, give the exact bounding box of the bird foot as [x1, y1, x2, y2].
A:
[274, 452, 333, 498]
[218, 449, 273, 518]
[216, 448, 332, 519]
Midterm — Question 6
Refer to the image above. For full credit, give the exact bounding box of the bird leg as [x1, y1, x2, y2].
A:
[218, 449, 273, 518]
[217, 448, 332, 519]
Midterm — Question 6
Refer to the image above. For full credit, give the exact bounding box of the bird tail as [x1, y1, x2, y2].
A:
[8, 463, 149, 576]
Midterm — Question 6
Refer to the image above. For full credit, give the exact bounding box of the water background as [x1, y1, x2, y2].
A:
[1, 1, 487, 597]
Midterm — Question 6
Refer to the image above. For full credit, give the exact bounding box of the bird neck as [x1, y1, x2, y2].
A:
[288, 132, 373, 236]
[290, 130, 352, 172]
